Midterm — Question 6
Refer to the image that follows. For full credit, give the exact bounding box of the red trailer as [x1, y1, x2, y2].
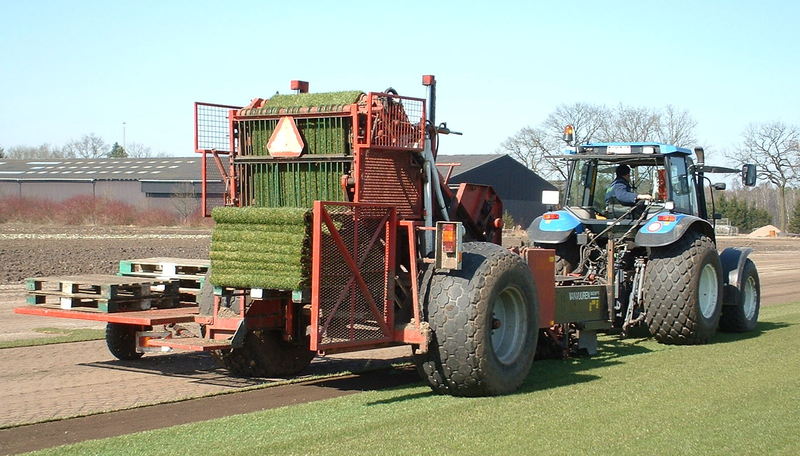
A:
[17, 76, 568, 396]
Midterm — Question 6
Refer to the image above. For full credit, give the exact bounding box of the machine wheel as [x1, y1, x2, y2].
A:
[643, 231, 722, 344]
[222, 330, 315, 378]
[719, 259, 760, 332]
[414, 242, 539, 396]
[535, 240, 579, 274]
[105, 323, 144, 360]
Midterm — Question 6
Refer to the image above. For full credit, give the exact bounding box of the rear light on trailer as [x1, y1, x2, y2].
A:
[543, 213, 560, 220]
[658, 215, 676, 222]
[442, 223, 457, 253]
[435, 221, 463, 270]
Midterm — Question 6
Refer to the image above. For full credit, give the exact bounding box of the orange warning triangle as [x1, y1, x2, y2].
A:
[267, 116, 304, 157]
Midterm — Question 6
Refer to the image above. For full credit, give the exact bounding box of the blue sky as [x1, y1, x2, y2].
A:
[1, 1, 798, 161]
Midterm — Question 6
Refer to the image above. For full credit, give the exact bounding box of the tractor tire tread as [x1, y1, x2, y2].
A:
[719, 259, 760, 332]
[643, 231, 721, 345]
[414, 242, 537, 396]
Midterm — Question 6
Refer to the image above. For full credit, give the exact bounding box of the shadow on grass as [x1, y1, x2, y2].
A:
[518, 337, 651, 394]
[713, 320, 791, 344]
[367, 337, 654, 405]
[83, 350, 414, 389]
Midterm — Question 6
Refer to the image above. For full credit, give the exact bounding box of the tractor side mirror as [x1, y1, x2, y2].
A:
[713, 213, 723, 220]
[712, 182, 726, 191]
[742, 164, 757, 187]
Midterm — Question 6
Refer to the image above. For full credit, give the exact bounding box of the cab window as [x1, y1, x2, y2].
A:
[667, 156, 697, 214]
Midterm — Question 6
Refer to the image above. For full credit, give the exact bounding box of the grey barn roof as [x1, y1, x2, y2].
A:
[0, 157, 225, 182]
[437, 154, 505, 176]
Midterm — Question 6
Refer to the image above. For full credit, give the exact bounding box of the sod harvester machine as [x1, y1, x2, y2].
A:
[15, 77, 762, 397]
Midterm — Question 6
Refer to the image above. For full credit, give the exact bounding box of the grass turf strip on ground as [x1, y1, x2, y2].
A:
[0, 328, 104, 349]
[26, 301, 800, 456]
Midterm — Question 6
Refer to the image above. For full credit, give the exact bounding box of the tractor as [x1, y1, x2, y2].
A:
[527, 129, 761, 348]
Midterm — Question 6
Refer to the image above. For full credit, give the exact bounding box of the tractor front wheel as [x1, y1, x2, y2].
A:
[719, 259, 760, 332]
[414, 242, 539, 396]
[222, 330, 315, 378]
[643, 231, 722, 344]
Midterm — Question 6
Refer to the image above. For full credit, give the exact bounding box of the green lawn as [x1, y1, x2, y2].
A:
[0, 327, 104, 349]
[28, 302, 800, 456]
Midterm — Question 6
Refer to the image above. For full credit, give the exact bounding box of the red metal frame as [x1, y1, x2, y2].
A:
[14, 305, 198, 326]
[311, 201, 396, 352]
[399, 220, 423, 326]
[524, 248, 556, 328]
[435, 162, 461, 185]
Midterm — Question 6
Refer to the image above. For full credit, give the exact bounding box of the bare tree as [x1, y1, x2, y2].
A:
[0, 146, 5, 159]
[498, 126, 567, 179]
[498, 103, 609, 180]
[658, 105, 697, 147]
[543, 102, 609, 146]
[728, 122, 800, 230]
[170, 182, 200, 224]
[126, 142, 153, 158]
[5, 144, 65, 159]
[63, 133, 108, 158]
[498, 102, 699, 182]
[600, 104, 660, 142]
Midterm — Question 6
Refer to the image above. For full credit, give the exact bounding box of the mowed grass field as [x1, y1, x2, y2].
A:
[28, 302, 800, 456]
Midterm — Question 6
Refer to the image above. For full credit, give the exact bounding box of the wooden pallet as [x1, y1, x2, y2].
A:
[119, 258, 209, 304]
[118, 258, 209, 278]
[25, 274, 179, 312]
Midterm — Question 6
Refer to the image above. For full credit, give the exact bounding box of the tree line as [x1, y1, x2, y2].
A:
[499, 102, 800, 232]
[0, 134, 156, 159]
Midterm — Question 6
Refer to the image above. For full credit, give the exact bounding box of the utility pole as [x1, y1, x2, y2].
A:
[122, 121, 127, 155]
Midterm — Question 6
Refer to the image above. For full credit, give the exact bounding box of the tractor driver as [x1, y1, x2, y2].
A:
[605, 164, 652, 217]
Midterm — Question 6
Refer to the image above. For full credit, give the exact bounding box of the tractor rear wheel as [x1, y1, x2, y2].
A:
[222, 330, 315, 378]
[643, 231, 722, 344]
[414, 242, 539, 396]
[105, 323, 145, 360]
[719, 259, 760, 332]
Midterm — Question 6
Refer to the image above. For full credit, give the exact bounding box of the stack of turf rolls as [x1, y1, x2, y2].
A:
[210, 207, 312, 290]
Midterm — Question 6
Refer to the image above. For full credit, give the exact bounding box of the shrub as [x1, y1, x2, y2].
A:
[0, 195, 206, 228]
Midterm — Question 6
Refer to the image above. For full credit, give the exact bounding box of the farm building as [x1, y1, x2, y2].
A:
[0, 154, 552, 224]
[0, 157, 227, 215]
[442, 154, 556, 227]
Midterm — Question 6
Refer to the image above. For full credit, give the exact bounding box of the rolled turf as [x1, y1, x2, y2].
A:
[210, 207, 312, 290]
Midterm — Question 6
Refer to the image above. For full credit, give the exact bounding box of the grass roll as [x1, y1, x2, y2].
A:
[210, 207, 312, 290]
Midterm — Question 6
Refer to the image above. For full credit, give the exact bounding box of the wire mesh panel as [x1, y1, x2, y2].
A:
[311, 202, 396, 351]
[194, 102, 240, 153]
[366, 93, 425, 151]
[358, 149, 424, 219]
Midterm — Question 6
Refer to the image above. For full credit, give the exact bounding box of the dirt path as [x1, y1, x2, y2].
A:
[0, 339, 411, 429]
[0, 367, 419, 455]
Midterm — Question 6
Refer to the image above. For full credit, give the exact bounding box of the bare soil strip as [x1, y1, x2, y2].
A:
[0, 367, 419, 456]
